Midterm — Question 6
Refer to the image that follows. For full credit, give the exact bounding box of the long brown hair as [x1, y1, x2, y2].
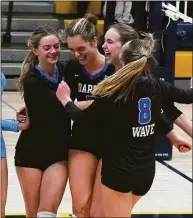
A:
[17, 26, 61, 95]
[92, 33, 156, 102]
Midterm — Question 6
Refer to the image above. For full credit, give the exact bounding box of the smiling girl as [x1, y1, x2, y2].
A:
[15, 26, 70, 218]
[62, 14, 115, 217]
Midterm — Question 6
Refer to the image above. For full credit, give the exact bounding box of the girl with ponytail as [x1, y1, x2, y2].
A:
[93, 32, 156, 100]
[102, 24, 192, 139]
[17, 19, 192, 217]
[17, 14, 115, 217]
[57, 22, 192, 217]
[1, 72, 29, 218]
[17, 50, 38, 94]
[58, 21, 192, 217]
[60, 13, 115, 218]
[56, 33, 192, 217]
[15, 26, 70, 217]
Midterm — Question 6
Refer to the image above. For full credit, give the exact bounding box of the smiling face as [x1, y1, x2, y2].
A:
[67, 35, 98, 65]
[33, 35, 61, 65]
[102, 28, 123, 66]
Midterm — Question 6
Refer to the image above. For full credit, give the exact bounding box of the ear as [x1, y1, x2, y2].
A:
[32, 48, 39, 56]
[92, 36, 98, 48]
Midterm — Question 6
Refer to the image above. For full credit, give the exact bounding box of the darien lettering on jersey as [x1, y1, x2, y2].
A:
[78, 83, 97, 94]
[71, 62, 115, 101]
[78, 75, 110, 94]
[77, 71, 111, 94]
[132, 97, 155, 137]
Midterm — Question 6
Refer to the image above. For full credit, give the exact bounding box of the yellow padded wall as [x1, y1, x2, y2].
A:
[55, 1, 101, 15]
[175, 51, 192, 78]
[87, 1, 102, 15]
[55, 1, 77, 14]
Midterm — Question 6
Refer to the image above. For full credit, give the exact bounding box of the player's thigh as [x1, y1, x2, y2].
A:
[69, 149, 98, 206]
[131, 194, 141, 209]
[101, 183, 133, 217]
[90, 159, 104, 217]
[38, 160, 68, 213]
[16, 166, 42, 217]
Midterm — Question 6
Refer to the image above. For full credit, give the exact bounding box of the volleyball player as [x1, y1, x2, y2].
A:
[102, 23, 192, 138]
[56, 33, 192, 217]
[15, 26, 71, 217]
[62, 14, 116, 217]
[1, 72, 29, 218]
[65, 22, 192, 216]
[17, 20, 192, 217]
[16, 15, 114, 217]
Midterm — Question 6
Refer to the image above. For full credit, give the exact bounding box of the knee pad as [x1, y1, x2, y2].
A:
[37, 211, 57, 217]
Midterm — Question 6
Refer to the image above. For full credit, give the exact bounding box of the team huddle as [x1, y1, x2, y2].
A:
[1, 14, 193, 218]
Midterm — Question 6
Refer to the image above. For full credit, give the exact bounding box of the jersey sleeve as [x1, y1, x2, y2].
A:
[65, 101, 83, 121]
[64, 96, 105, 122]
[156, 113, 173, 135]
[1, 119, 19, 132]
[159, 79, 193, 104]
[162, 101, 182, 121]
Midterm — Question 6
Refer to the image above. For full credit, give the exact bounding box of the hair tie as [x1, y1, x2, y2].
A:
[140, 54, 147, 58]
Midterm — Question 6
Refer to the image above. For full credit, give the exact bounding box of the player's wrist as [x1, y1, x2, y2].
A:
[62, 97, 72, 107]
[166, 129, 178, 144]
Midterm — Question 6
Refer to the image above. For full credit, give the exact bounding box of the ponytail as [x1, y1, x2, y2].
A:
[83, 13, 98, 26]
[92, 56, 148, 102]
[17, 50, 38, 94]
[93, 33, 156, 102]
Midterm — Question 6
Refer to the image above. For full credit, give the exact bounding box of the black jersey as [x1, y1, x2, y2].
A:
[64, 59, 115, 101]
[16, 64, 71, 157]
[152, 67, 183, 121]
[70, 76, 193, 165]
[63, 59, 183, 122]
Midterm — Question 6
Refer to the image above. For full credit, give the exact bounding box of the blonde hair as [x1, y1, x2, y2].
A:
[92, 33, 156, 102]
[65, 14, 98, 42]
[17, 26, 61, 95]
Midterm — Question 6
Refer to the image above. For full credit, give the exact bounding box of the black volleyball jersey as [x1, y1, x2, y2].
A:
[16, 64, 71, 156]
[62, 60, 183, 122]
[64, 59, 115, 101]
[70, 76, 193, 162]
